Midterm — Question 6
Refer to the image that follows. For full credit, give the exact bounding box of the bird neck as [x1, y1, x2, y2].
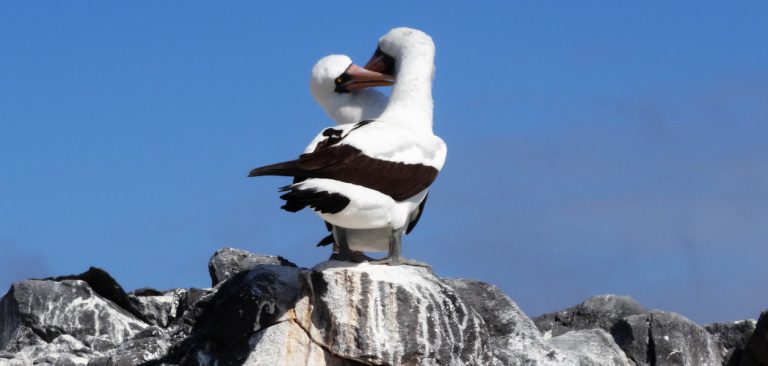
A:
[380, 51, 434, 132]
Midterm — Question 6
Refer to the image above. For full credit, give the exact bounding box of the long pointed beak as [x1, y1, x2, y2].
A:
[336, 63, 394, 92]
[363, 48, 396, 76]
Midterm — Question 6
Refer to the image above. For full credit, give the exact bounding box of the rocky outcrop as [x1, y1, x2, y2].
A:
[740, 310, 768, 366]
[0, 248, 764, 366]
[164, 261, 492, 365]
[549, 329, 631, 366]
[443, 278, 559, 365]
[705, 319, 756, 365]
[533, 295, 647, 338]
[611, 311, 722, 365]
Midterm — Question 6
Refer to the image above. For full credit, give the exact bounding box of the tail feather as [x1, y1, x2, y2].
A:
[278, 185, 350, 214]
[316, 234, 335, 247]
[248, 160, 303, 177]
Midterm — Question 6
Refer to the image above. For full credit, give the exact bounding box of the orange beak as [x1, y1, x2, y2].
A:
[335, 63, 394, 92]
[363, 47, 396, 76]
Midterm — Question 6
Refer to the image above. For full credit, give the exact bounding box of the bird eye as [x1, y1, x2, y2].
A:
[335, 77, 344, 84]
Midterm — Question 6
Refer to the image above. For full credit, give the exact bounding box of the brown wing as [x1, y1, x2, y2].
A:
[249, 144, 438, 201]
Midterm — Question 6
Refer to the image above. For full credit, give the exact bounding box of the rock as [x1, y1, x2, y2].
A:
[49, 267, 151, 324]
[2, 247, 763, 366]
[128, 288, 188, 328]
[549, 329, 631, 366]
[534, 295, 647, 338]
[241, 320, 359, 366]
[208, 247, 297, 286]
[705, 319, 756, 364]
[611, 314, 651, 365]
[302, 261, 493, 366]
[87, 326, 170, 366]
[611, 310, 722, 366]
[165, 287, 216, 340]
[443, 278, 559, 365]
[167, 261, 493, 365]
[0, 279, 147, 350]
[83, 336, 117, 353]
[163, 264, 303, 364]
[740, 310, 768, 366]
[0, 334, 92, 366]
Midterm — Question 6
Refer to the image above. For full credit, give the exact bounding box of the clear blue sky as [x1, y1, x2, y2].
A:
[1, 2, 766, 324]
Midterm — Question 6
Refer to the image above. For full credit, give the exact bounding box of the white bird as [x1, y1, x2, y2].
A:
[307, 54, 430, 254]
[310, 54, 389, 126]
[250, 28, 445, 266]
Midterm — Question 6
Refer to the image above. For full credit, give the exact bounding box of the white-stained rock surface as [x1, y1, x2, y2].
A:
[301, 262, 493, 366]
[443, 278, 560, 365]
[549, 329, 631, 366]
[0, 248, 763, 366]
[1, 279, 147, 349]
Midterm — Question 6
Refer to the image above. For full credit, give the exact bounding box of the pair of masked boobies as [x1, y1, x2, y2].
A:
[250, 28, 446, 266]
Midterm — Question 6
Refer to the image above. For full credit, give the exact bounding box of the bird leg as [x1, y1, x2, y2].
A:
[329, 226, 372, 263]
[369, 227, 429, 267]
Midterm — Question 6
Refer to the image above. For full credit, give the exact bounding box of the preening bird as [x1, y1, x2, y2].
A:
[308, 54, 430, 253]
[250, 28, 445, 266]
[310, 54, 389, 126]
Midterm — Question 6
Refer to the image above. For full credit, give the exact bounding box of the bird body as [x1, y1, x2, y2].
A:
[305, 53, 437, 252]
[250, 28, 443, 264]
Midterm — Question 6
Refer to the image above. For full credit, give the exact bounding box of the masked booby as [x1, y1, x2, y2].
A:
[250, 28, 444, 266]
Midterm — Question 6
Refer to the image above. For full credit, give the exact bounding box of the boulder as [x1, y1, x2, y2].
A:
[0, 334, 93, 366]
[163, 264, 304, 364]
[611, 310, 722, 366]
[207, 247, 297, 286]
[164, 260, 493, 365]
[241, 320, 359, 366]
[48, 267, 151, 325]
[740, 310, 768, 366]
[534, 295, 647, 337]
[549, 329, 631, 366]
[705, 319, 756, 364]
[0, 279, 147, 350]
[87, 326, 170, 366]
[443, 278, 559, 365]
[128, 288, 189, 328]
[301, 262, 493, 366]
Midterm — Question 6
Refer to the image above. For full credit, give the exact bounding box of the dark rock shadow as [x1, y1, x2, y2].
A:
[158, 264, 303, 366]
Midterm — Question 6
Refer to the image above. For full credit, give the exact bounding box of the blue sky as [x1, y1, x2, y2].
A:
[1, 2, 766, 324]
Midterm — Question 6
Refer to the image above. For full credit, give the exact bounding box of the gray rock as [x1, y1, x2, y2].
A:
[87, 326, 169, 366]
[705, 319, 756, 364]
[301, 262, 493, 366]
[0, 334, 92, 366]
[49, 267, 152, 325]
[241, 320, 360, 366]
[128, 288, 188, 328]
[0, 279, 147, 351]
[443, 278, 559, 365]
[208, 247, 297, 286]
[534, 295, 647, 337]
[740, 310, 768, 366]
[163, 264, 303, 365]
[549, 329, 631, 366]
[612, 310, 722, 366]
[2, 247, 757, 366]
[611, 314, 651, 365]
[83, 336, 117, 353]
